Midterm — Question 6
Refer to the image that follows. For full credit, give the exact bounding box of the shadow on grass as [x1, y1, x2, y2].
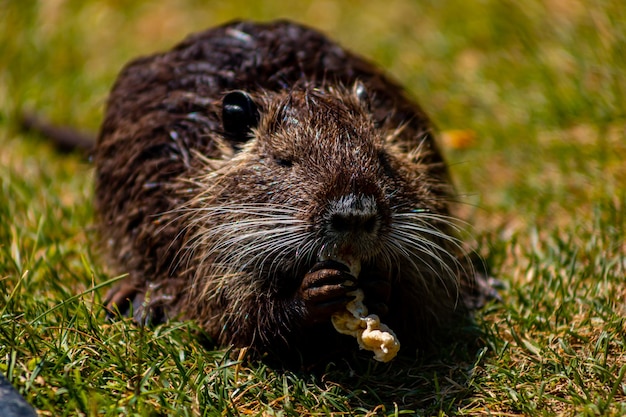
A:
[205, 318, 489, 415]
[317, 323, 487, 413]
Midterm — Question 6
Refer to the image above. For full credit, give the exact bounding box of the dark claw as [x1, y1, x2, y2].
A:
[104, 282, 167, 325]
[305, 295, 357, 323]
[308, 259, 351, 274]
[104, 282, 139, 319]
[298, 266, 357, 325]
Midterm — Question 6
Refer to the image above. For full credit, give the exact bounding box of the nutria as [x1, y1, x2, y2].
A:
[97, 19, 487, 366]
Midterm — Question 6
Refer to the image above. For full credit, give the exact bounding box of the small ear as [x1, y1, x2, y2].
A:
[353, 81, 370, 110]
[222, 91, 259, 142]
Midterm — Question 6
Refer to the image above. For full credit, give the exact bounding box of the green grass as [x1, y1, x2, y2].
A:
[1, 0, 625, 415]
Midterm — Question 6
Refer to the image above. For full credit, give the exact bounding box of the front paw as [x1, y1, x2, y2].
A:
[104, 281, 167, 325]
[104, 282, 140, 319]
[297, 260, 357, 325]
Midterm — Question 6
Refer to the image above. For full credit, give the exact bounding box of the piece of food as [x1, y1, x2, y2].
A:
[332, 289, 400, 362]
[326, 257, 400, 362]
[320, 253, 400, 362]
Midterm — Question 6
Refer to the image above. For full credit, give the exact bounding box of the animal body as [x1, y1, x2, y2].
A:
[97, 20, 480, 366]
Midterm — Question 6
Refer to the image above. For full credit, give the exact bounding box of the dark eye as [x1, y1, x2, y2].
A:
[274, 157, 294, 168]
[353, 81, 371, 112]
[222, 91, 259, 143]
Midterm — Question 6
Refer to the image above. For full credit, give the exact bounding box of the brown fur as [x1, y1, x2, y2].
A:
[97, 20, 476, 366]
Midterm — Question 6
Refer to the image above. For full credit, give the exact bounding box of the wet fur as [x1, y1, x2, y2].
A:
[97, 20, 475, 365]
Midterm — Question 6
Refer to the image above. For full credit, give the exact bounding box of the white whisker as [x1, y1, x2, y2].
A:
[176, 202, 313, 297]
[385, 209, 475, 303]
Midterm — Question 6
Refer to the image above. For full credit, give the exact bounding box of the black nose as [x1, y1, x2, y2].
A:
[328, 194, 379, 234]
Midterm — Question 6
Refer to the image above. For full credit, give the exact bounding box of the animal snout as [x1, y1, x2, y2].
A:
[330, 211, 378, 234]
[327, 194, 379, 235]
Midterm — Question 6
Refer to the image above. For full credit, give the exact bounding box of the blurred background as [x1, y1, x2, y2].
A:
[2, 0, 624, 226]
